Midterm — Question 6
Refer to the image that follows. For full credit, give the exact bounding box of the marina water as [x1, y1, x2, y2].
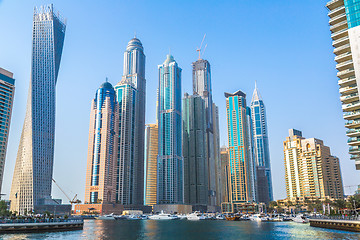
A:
[1, 220, 359, 240]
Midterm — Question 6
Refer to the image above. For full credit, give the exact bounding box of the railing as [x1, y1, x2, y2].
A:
[337, 59, 353, 69]
[0, 218, 83, 224]
[310, 215, 360, 221]
[328, 5, 345, 16]
[338, 76, 356, 85]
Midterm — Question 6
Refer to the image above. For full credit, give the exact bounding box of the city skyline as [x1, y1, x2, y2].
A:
[0, 0, 359, 204]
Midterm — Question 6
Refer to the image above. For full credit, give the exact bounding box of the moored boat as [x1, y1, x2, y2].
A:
[148, 211, 180, 220]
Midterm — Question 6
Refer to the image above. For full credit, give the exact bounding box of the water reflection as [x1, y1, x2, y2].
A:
[0, 220, 359, 240]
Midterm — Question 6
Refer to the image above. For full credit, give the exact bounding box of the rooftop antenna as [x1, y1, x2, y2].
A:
[106, 77, 108, 82]
[196, 34, 206, 60]
[134, 31, 137, 38]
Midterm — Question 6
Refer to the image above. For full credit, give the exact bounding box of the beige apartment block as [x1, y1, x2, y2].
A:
[283, 129, 344, 200]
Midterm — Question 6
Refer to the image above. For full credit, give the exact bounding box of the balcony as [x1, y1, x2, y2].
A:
[348, 137, 360, 146]
[342, 101, 360, 111]
[330, 20, 348, 33]
[346, 129, 360, 137]
[330, 13, 347, 26]
[337, 68, 355, 79]
[339, 77, 356, 87]
[326, 0, 344, 11]
[339, 84, 357, 94]
[345, 120, 360, 128]
[331, 28, 348, 40]
[335, 51, 352, 63]
[350, 154, 360, 160]
[340, 93, 359, 103]
[336, 60, 354, 71]
[334, 43, 351, 55]
[344, 111, 360, 120]
[349, 146, 360, 154]
[333, 36, 349, 49]
[328, 5, 345, 18]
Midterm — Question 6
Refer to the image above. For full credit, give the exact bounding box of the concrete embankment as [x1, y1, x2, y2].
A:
[0, 220, 83, 233]
[310, 218, 360, 232]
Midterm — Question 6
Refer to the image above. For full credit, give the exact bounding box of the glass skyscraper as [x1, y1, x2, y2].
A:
[10, 4, 66, 214]
[0, 68, 15, 195]
[115, 38, 146, 205]
[327, 0, 360, 170]
[225, 90, 255, 207]
[157, 54, 183, 204]
[250, 84, 273, 203]
[85, 81, 118, 204]
[192, 58, 220, 206]
[182, 93, 208, 206]
[144, 124, 158, 206]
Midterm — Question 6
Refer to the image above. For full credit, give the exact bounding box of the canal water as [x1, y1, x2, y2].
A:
[1, 220, 359, 239]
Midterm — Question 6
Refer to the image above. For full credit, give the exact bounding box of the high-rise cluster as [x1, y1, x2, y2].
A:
[283, 129, 344, 200]
[326, 0, 360, 170]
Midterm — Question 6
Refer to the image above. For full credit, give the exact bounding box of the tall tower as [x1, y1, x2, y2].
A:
[157, 54, 183, 204]
[144, 124, 158, 206]
[115, 38, 146, 205]
[10, 4, 66, 214]
[192, 58, 220, 206]
[284, 129, 344, 200]
[250, 84, 273, 204]
[84, 81, 118, 204]
[326, 0, 360, 170]
[183, 93, 208, 206]
[0, 68, 15, 194]
[225, 90, 255, 210]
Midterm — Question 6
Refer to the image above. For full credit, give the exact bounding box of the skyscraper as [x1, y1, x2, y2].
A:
[10, 4, 66, 214]
[157, 54, 183, 204]
[326, 0, 360, 170]
[183, 93, 208, 206]
[84, 81, 118, 204]
[250, 84, 273, 204]
[225, 90, 255, 211]
[115, 38, 146, 205]
[192, 58, 220, 206]
[220, 146, 230, 204]
[144, 124, 158, 206]
[284, 129, 344, 200]
[0, 68, 15, 194]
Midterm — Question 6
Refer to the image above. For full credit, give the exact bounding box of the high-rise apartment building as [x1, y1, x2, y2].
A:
[250, 84, 273, 204]
[84, 82, 118, 204]
[220, 146, 230, 204]
[0, 68, 15, 194]
[182, 93, 208, 206]
[144, 124, 158, 206]
[326, 0, 360, 170]
[284, 129, 344, 200]
[192, 58, 220, 206]
[10, 4, 66, 214]
[224, 90, 255, 209]
[115, 38, 146, 205]
[157, 54, 183, 204]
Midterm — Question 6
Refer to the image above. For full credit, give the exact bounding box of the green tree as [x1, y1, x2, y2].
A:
[0, 200, 10, 217]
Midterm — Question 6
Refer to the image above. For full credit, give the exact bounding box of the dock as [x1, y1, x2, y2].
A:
[310, 218, 360, 232]
[0, 220, 83, 233]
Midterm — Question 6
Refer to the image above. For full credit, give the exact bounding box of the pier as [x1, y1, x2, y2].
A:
[0, 220, 83, 233]
[310, 217, 360, 232]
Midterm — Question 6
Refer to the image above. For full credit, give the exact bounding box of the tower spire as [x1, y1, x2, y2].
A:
[252, 81, 262, 102]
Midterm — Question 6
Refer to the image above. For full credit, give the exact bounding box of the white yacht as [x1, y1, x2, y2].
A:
[148, 211, 180, 220]
[95, 213, 116, 220]
[292, 214, 309, 223]
[186, 212, 206, 220]
[249, 214, 263, 222]
[216, 214, 226, 220]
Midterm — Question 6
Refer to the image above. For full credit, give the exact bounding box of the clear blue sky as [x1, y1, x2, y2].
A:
[0, 0, 358, 203]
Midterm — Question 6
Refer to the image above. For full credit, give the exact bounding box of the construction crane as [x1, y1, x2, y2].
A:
[52, 178, 81, 207]
[196, 34, 207, 60]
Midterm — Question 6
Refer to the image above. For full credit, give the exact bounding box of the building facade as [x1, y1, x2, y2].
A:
[157, 54, 183, 204]
[0, 68, 15, 194]
[326, 0, 360, 170]
[144, 124, 158, 206]
[220, 146, 230, 204]
[84, 82, 118, 204]
[192, 58, 220, 206]
[224, 90, 255, 209]
[115, 38, 146, 205]
[250, 84, 273, 204]
[182, 93, 208, 206]
[10, 4, 66, 214]
[284, 129, 344, 200]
